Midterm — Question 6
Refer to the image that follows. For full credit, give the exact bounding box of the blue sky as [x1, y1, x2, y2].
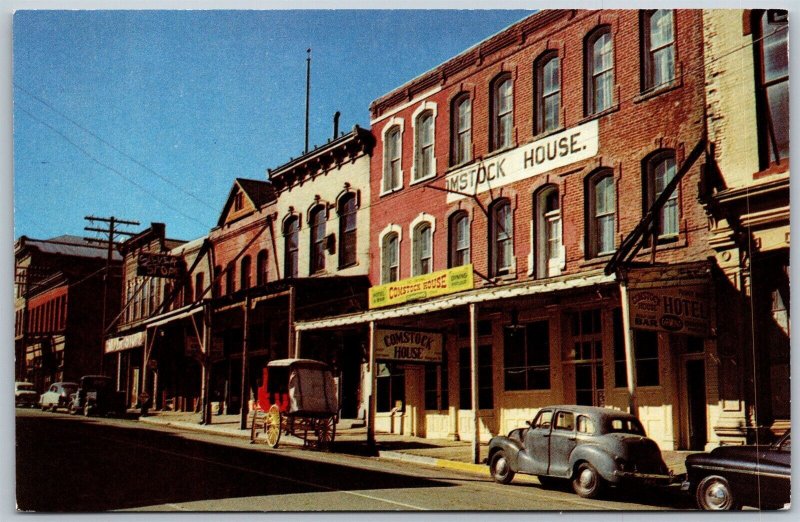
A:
[13, 10, 531, 242]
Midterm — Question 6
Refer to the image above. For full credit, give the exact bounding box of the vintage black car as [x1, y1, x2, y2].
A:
[488, 405, 672, 499]
[70, 375, 126, 417]
[682, 430, 790, 510]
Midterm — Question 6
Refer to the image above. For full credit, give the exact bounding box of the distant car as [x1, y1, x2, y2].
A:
[39, 382, 79, 412]
[488, 405, 672, 499]
[15, 382, 38, 408]
[682, 430, 790, 510]
[70, 375, 126, 417]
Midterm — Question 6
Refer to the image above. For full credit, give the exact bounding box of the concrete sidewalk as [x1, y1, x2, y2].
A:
[136, 410, 691, 478]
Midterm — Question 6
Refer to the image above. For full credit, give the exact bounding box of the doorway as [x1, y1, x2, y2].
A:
[684, 357, 707, 450]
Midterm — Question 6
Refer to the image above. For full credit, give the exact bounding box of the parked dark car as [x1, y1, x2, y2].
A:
[39, 382, 78, 412]
[70, 375, 126, 417]
[488, 405, 672, 499]
[682, 430, 790, 510]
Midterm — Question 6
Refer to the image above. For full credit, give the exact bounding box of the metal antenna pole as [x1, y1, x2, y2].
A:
[305, 48, 311, 154]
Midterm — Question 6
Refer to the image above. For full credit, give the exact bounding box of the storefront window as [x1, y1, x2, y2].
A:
[424, 357, 449, 411]
[634, 329, 659, 386]
[376, 363, 405, 413]
[459, 345, 493, 410]
[503, 321, 550, 390]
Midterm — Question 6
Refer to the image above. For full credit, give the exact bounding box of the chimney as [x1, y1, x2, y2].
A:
[333, 111, 341, 139]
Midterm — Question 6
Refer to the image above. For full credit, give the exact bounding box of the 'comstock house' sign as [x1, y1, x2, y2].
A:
[375, 328, 443, 363]
[445, 119, 599, 203]
[369, 264, 474, 309]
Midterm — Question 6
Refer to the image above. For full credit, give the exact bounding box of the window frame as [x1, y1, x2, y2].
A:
[753, 9, 789, 168]
[451, 93, 472, 167]
[490, 73, 514, 151]
[338, 193, 358, 269]
[413, 107, 436, 182]
[585, 26, 614, 115]
[256, 249, 268, 286]
[412, 222, 433, 276]
[283, 215, 300, 279]
[534, 185, 563, 278]
[381, 231, 400, 284]
[490, 199, 514, 277]
[535, 51, 561, 135]
[240, 255, 251, 291]
[641, 9, 676, 92]
[503, 320, 551, 391]
[382, 122, 404, 194]
[309, 204, 327, 274]
[448, 211, 471, 268]
[644, 150, 680, 241]
[586, 170, 616, 258]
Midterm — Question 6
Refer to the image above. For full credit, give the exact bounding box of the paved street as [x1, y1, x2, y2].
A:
[15, 409, 693, 512]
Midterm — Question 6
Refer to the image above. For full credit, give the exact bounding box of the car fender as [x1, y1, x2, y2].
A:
[488, 436, 525, 472]
[569, 444, 618, 483]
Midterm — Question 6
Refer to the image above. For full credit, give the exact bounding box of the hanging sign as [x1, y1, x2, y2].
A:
[369, 264, 473, 309]
[375, 328, 443, 363]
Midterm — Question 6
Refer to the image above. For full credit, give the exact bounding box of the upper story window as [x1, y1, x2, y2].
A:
[586, 170, 616, 258]
[381, 232, 400, 283]
[449, 211, 470, 267]
[240, 255, 251, 290]
[451, 94, 472, 166]
[491, 74, 514, 151]
[534, 186, 563, 278]
[490, 199, 513, 277]
[309, 205, 326, 274]
[754, 9, 789, 167]
[338, 194, 358, 268]
[414, 110, 435, 181]
[642, 10, 675, 91]
[535, 52, 561, 134]
[644, 151, 679, 240]
[412, 222, 433, 276]
[234, 192, 244, 211]
[383, 125, 403, 193]
[283, 216, 299, 278]
[256, 249, 268, 286]
[195, 272, 205, 301]
[586, 27, 614, 115]
[225, 262, 235, 295]
[213, 265, 222, 298]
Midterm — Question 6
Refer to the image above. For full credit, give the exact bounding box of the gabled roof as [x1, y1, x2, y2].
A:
[16, 235, 122, 261]
[216, 178, 276, 227]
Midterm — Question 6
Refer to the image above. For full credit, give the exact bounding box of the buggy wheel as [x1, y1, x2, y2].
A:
[265, 404, 282, 448]
[315, 416, 336, 451]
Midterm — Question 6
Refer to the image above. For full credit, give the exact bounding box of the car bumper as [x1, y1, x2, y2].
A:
[613, 470, 676, 483]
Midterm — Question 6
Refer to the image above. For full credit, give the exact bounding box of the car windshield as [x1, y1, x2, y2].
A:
[17, 384, 35, 391]
[605, 417, 645, 435]
[62, 384, 78, 393]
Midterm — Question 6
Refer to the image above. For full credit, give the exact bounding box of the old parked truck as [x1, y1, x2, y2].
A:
[70, 375, 126, 417]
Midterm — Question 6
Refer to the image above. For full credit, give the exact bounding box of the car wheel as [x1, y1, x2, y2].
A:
[83, 403, 91, 417]
[489, 450, 515, 484]
[69, 403, 78, 415]
[41, 404, 48, 412]
[696, 475, 739, 510]
[572, 462, 605, 499]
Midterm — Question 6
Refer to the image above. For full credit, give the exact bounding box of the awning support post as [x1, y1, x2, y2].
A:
[239, 295, 250, 430]
[619, 280, 638, 415]
[288, 286, 297, 358]
[470, 303, 480, 464]
[367, 320, 377, 449]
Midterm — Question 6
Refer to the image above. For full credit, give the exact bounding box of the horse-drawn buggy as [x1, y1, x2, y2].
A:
[250, 358, 338, 451]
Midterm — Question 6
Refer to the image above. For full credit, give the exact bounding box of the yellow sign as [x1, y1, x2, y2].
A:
[375, 328, 443, 362]
[369, 264, 474, 309]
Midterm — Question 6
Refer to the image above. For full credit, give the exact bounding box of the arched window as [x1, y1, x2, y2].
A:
[256, 249, 268, 286]
[534, 186, 563, 278]
[225, 261, 235, 295]
[644, 151, 679, 240]
[383, 125, 402, 192]
[490, 199, 513, 277]
[240, 255, 251, 290]
[451, 94, 472, 166]
[586, 170, 616, 257]
[535, 52, 560, 134]
[283, 216, 299, 278]
[195, 272, 205, 301]
[213, 265, 222, 298]
[309, 205, 326, 274]
[413, 222, 433, 276]
[491, 74, 514, 151]
[753, 9, 789, 167]
[381, 232, 400, 283]
[586, 26, 614, 115]
[641, 10, 675, 91]
[338, 194, 358, 268]
[414, 110, 435, 181]
[449, 211, 470, 267]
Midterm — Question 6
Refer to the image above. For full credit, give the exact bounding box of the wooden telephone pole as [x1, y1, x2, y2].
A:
[84, 215, 139, 374]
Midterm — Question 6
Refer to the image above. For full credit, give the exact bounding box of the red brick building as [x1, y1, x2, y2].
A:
[343, 9, 741, 451]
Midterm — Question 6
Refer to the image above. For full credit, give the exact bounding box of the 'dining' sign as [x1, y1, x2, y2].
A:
[375, 328, 443, 363]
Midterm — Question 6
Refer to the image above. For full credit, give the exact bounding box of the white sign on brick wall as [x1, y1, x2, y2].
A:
[445, 119, 599, 202]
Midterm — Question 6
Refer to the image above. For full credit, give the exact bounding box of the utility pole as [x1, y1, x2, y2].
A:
[84, 215, 139, 375]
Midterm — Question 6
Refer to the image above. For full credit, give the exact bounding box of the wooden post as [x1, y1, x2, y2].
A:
[367, 321, 377, 448]
[239, 296, 250, 430]
[288, 286, 296, 358]
[470, 303, 480, 464]
[201, 305, 212, 424]
[619, 280, 638, 415]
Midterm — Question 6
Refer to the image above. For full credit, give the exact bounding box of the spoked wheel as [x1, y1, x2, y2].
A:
[315, 416, 336, 451]
[265, 404, 282, 448]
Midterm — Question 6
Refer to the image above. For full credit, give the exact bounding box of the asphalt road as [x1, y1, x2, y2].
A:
[15, 409, 693, 512]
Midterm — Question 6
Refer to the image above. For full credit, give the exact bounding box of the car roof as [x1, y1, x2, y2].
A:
[539, 405, 637, 419]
